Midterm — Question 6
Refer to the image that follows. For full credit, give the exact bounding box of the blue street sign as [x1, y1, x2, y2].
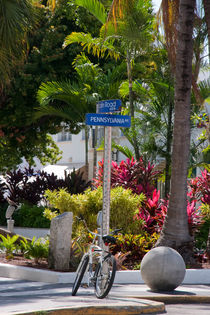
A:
[97, 99, 121, 113]
[86, 113, 131, 127]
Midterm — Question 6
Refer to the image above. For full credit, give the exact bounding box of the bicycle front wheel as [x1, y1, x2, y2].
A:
[72, 254, 89, 296]
[94, 255, 116, 299]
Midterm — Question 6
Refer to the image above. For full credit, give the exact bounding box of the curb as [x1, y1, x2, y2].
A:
[127, 295, 210, 304]
[0, 263, 210, 284]
[16, 298, 165, 315]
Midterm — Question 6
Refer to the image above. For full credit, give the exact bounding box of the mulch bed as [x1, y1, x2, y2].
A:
[0, 253, 49, 270]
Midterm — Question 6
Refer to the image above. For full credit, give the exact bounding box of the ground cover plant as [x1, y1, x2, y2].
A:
[0, 234, 49, 265]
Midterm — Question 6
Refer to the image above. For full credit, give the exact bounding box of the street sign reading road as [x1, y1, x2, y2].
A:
[97, 99, 121, 113]
[86, 113, 131, 127]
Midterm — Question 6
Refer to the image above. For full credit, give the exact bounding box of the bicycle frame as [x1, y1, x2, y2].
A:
[72, 217, 119, 298]
[84, 231, 108, 287]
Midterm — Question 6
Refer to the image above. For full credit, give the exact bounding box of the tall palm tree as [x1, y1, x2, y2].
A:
[157, 0, 210, 103]
[108, 0, 200, 260]
[155, 0, 196, 261]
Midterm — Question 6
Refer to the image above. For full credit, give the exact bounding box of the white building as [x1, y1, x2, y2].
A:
[50, 126, 132, 181]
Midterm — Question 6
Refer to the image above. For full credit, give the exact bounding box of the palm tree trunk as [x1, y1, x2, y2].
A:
[156, 0, 196, 263]
[126, 50, 140, 160]
[164, 98, 173, 197]
[203, 0, 210, 60]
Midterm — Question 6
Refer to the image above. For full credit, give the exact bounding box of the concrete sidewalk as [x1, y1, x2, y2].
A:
[0, 276, 210, 315]
[0, 277, 165, 315]
[0, 262, 210, 314]
[1, 263, 210, 284]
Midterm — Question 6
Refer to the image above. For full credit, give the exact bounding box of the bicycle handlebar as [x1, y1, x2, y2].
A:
[75, 216, 122, 240]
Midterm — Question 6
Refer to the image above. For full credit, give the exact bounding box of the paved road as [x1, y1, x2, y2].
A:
[0, 277, 210, 314]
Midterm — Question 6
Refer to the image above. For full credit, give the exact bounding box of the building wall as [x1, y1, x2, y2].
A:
[52, 131, 86, 169]
[52, 127, 132, 180]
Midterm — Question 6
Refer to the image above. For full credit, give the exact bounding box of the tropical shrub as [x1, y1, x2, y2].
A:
[187, 170, 210, 250]
[110, 232, 159, 269]
[13, 203, 51, 228]
[194, 203, 210, 251]
[2, 167, 65, 205]
[188, 170, 210, 205]
[134, 189, 203, 236]
[0, 234, 19, 259]
[63, 169, 91, 194]
[110, 187, 145, 233]
[0, 203, 8, 226]
[0, 181, 6, 204]
[20, 237, 49, 264]
[94, 157, 161, 197]
[0, 167, 91, 207]
[44, 186, 145, 234]
[134, 189, 167, 234]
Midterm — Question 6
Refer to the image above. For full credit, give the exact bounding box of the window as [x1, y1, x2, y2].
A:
[57, 130, 72, 142]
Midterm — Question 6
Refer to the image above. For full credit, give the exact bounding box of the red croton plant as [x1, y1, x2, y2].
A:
[94, 158, 209, 235]
[93, 157, 160, 197]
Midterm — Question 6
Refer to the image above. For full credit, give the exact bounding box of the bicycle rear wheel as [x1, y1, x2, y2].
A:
[94, 255, 116, 299]
[72, 254, 89, 296]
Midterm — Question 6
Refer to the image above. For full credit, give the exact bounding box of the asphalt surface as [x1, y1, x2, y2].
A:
[0, 277, 210, 315]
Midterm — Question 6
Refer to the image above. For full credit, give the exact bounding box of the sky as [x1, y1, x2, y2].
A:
[152, 0, 162, 12]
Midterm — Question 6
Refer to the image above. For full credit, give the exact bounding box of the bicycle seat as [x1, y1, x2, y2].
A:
[102, 235, 116, 244]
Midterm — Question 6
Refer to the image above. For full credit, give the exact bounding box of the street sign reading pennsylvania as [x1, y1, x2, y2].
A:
[86, 113, 131, 127]
[97, 99, 121, 113]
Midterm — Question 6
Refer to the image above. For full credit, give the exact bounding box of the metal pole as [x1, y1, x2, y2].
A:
[102, 126, 112, 239]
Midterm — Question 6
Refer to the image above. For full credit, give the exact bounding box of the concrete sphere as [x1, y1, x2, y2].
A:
[141, 246, 186, 291]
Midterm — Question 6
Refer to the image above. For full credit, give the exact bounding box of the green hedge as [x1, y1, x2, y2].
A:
[44, 186, 146, 234]
[13, 203, 51, 228]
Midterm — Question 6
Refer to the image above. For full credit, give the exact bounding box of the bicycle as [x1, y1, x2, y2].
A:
[72, 217, 120, 299]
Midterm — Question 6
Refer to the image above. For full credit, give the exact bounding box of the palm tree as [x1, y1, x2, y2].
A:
[36, 54, 101, 168]
[118, 46, 175, 196]
[36, 53, 123, 173]
[155, 0, 196, 261]
[157, 0, 210, 103]
[64, 0, 154, 160]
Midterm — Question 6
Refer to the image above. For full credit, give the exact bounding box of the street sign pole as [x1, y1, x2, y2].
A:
[85, 100, 131, 250]
[102, 126, 112, 243]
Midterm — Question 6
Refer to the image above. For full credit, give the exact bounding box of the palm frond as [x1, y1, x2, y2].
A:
[63, 32, 120, 60]
[37, 81, 81, 106]
[119, 79, 148, 100]
[35, 103, 85, 122]
[198, 78, 210, 101]
[112, 142, 134, 159]
[0, 0, 34, 52]
[74, 0, 107, 24]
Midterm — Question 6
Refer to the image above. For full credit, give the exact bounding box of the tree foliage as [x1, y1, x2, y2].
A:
[0, 0, 101, 172]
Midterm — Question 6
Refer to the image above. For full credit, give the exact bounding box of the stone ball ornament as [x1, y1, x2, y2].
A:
[140, 246, 186, 291]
